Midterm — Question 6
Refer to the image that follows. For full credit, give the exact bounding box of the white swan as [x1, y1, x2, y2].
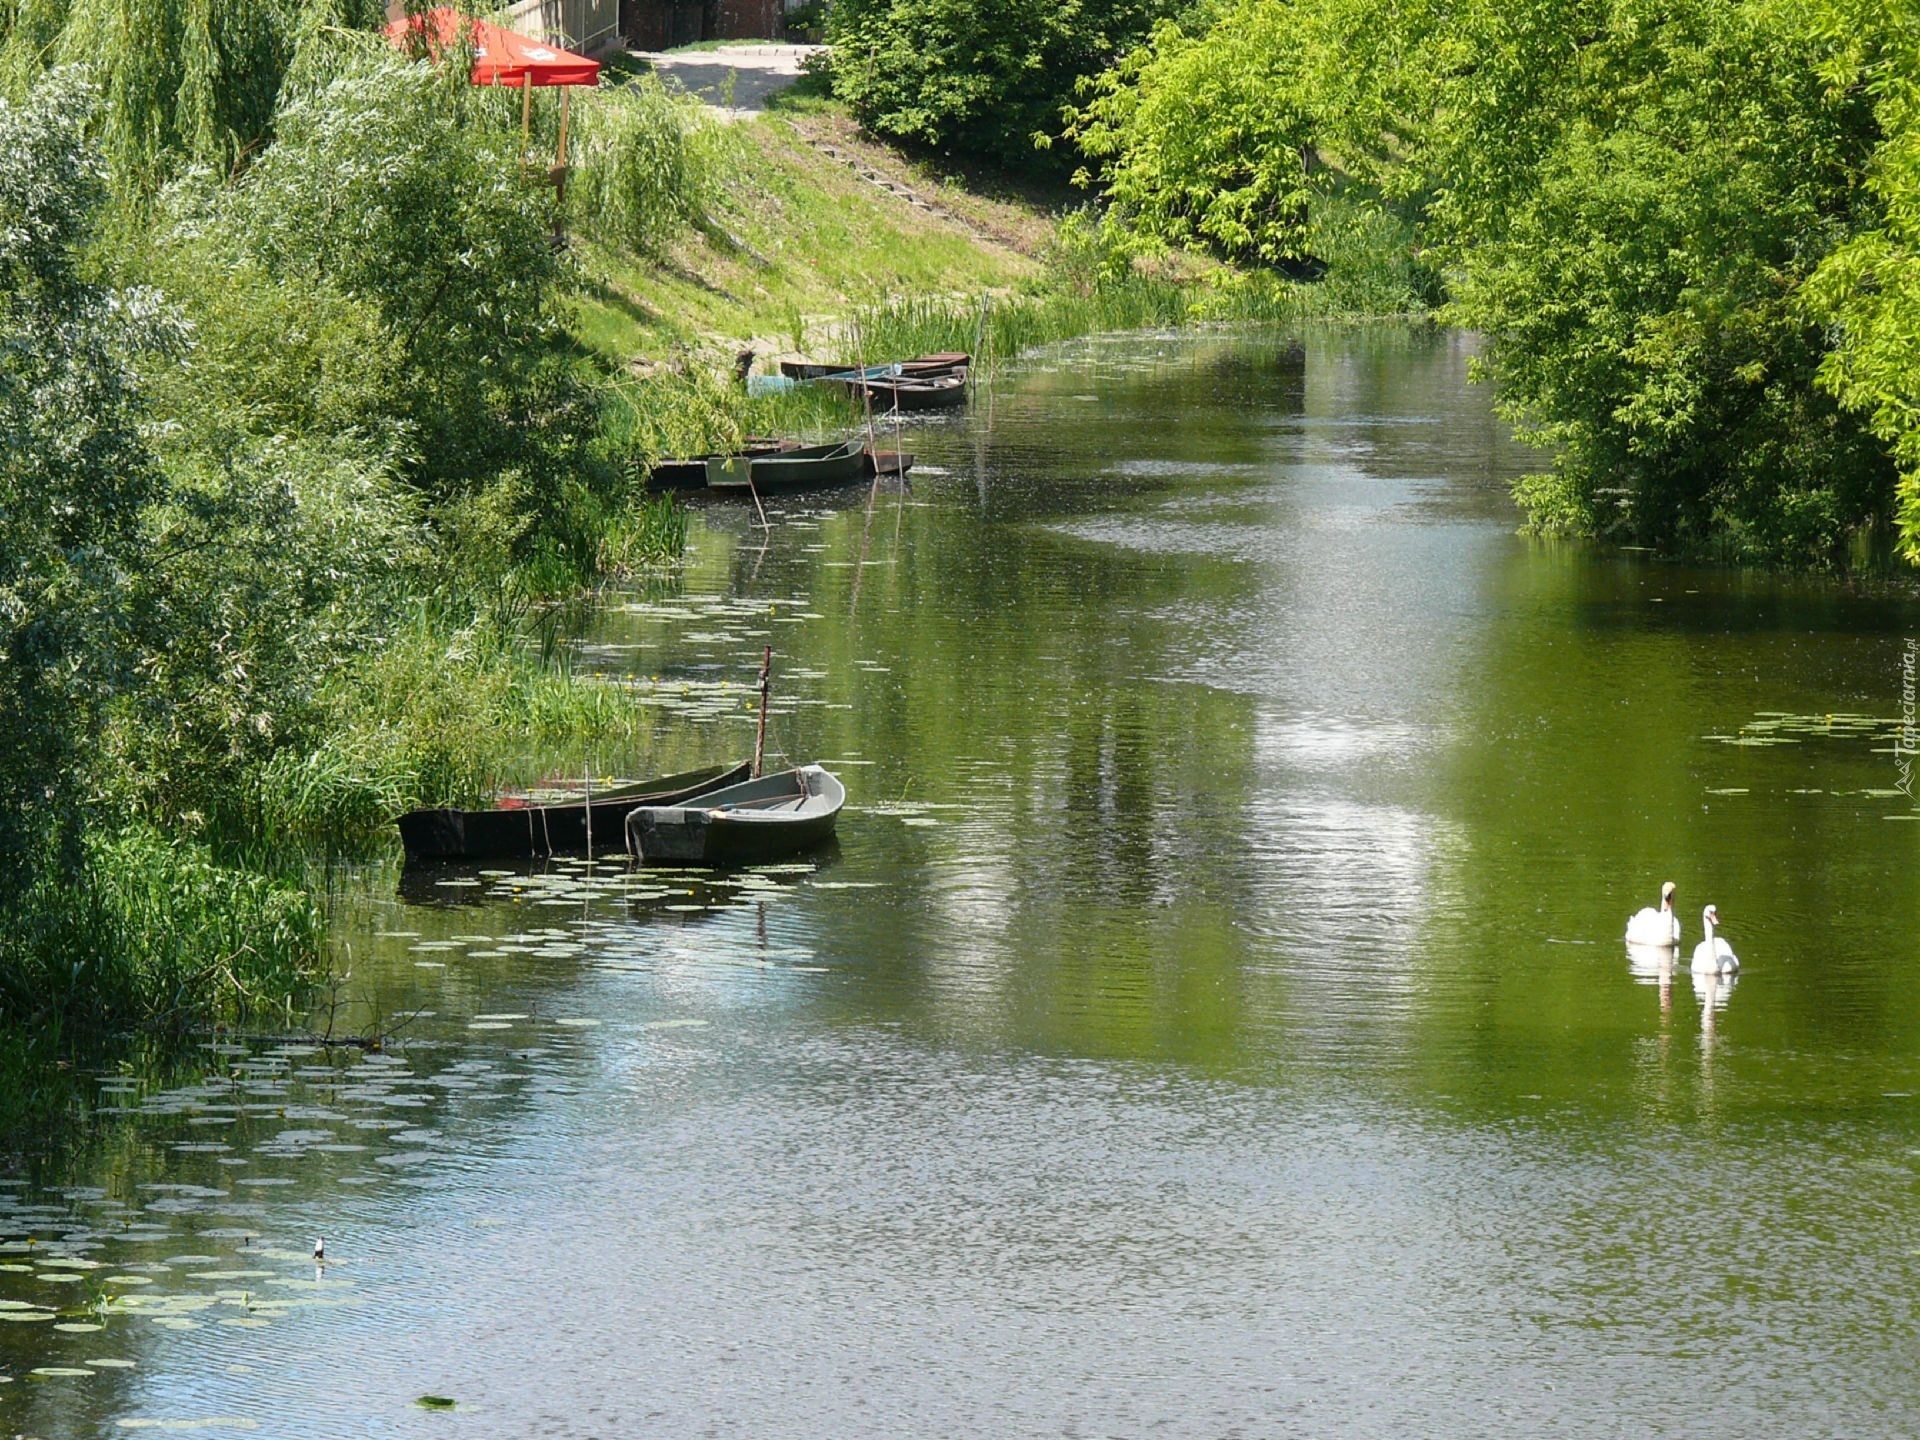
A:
[1691, 904, 1738, 975]
[1626, 881, 1682, 947]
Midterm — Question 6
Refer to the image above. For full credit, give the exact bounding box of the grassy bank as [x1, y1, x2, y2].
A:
[567, 86, 1423, 380]
[569, 107, 1040, 366]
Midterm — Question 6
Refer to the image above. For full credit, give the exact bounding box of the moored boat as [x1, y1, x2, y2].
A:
[625, 764, 845, 866]
[779, 352, 970, 382]
[850, 371, 968, 411]
[647, 440, 841, 490]
[398, 761, 752, 862]
[706, 437, 869, 492]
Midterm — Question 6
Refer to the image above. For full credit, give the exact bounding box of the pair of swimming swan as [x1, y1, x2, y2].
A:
[1626, 882, 1739, 974]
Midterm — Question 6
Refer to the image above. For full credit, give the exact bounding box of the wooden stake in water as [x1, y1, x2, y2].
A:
[747, 471, 770, 531]
[584, 763, 593, 864]
[754, 647, 772, 778]
[973, 290, 991, 374]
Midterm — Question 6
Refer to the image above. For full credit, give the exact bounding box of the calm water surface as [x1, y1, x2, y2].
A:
[4, 327, 1919, 1438]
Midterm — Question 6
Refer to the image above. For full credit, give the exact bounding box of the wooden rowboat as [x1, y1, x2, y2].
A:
[648, 440, 841, 491]
[779, 352, 970, 381]
[706, 437, 869, 492]
[625, 764, 845, 866]
[398, 761, 752, 862]
[849, 372, 969, 411]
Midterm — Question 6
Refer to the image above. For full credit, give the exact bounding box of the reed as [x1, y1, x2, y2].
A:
[598, 493, 690, 577]
[245, 610, 680, 857]
[0, 829, 326, 1034]
[850, 274, 1311, 374]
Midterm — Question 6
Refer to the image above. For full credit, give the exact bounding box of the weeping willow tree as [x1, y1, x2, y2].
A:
[0, 0, 385, 185]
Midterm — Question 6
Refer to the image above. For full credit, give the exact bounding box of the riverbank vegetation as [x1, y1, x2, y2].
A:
[0, 10, 812, 1046]
[826, 0, 1920, 570]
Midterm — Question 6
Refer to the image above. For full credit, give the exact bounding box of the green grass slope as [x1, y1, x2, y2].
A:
[570, 112, 1042, 366]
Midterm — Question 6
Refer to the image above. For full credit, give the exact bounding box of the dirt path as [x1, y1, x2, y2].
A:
[627, 44, 821, 121]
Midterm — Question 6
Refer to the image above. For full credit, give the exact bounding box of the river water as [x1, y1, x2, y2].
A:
[4, 326, 1919, 1438]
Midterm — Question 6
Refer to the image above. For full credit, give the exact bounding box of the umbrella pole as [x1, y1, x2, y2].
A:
[555, 87, 571, 206]
[521, 81, 532, 149]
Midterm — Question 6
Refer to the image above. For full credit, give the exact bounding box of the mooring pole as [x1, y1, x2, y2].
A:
[584, 762, 593, 864]
[753, 647, 772, 778]
[973, 290, 990, 374]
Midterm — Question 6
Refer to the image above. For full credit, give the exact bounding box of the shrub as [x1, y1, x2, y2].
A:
[826, 0, 1174, 169]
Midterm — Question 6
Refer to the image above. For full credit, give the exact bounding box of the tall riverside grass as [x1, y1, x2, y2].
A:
[0, 830, 326, 1033]
[850, 273, 1313, 373]
[598, 493, 689, 577]
[598, 366, 869, 470]
[847, 191, 1434, 371]
[248, 615, 675, 852]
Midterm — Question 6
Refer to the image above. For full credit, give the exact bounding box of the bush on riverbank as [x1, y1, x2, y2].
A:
[0, 829, 325, 1032]
[821, 0, 1175, 172]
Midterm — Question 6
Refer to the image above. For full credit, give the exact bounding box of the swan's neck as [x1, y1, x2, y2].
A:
[1703, 916, 1715, 946]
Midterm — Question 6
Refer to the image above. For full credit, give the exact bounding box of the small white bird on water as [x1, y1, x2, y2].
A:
[1626, 881, 1683, 947]
[313, 1237, 325, 1263]
[1692, 905, 1739, 975]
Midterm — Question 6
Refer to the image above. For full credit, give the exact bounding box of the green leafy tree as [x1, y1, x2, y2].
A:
[1075, 0, 1899, 563]
[1070, 8, 1321, 264]
[1069, 0, 1439, 265]
[166, 54, 606, 572]
[0, 69, 180, 879]
[0, 0, 386, 183]
[826, 0, 1174, 167]
[1440, 0, 1893, 564]
[570, 71, 724, 259]
[1805, 0, 1920, 560]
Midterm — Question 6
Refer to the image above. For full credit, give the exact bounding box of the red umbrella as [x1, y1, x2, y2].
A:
[383, 8, 601, 88]
[385, 7, 600, 173]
